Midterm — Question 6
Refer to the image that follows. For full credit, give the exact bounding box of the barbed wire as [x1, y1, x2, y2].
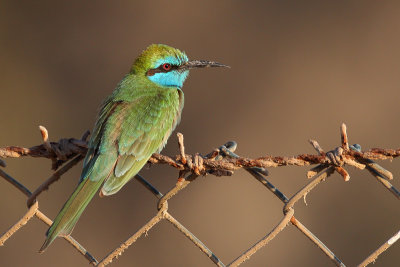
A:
[0, 123, 398, 266]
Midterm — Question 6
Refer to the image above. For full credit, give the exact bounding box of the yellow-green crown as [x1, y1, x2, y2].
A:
[131, 44, 188, 74]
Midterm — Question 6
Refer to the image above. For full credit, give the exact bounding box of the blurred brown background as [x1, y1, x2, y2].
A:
[0, 1, 399, 266]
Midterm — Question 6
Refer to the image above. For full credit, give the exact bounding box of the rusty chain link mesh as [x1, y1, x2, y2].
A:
[0, 123, 399, 266]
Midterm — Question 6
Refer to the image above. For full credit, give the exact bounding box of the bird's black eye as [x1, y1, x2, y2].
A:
[162, 63, 172, 71]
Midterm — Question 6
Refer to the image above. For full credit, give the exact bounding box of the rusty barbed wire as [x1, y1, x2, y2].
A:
[0, 123, 399, 266]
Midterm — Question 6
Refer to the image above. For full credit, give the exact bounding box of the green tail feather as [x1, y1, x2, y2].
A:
[39, 178, 104, 252]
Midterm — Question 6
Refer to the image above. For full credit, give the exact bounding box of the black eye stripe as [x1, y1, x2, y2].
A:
[146, 64, 179, 76]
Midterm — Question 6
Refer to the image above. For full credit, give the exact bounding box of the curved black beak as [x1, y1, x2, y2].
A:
[179, 60, 230, 71]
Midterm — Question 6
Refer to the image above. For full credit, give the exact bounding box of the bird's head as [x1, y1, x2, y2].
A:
[131, 44, 228, 88]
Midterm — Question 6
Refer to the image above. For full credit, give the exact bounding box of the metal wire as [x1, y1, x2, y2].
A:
[0, 124, 399, 266]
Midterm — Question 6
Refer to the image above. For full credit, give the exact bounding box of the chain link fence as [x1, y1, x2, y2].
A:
[0, 124, 399, 266]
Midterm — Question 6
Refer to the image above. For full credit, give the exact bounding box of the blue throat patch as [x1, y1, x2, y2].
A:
[148, 70, 189, 88]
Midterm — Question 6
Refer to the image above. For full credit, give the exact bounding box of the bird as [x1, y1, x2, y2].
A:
[39, 44, 228, 252]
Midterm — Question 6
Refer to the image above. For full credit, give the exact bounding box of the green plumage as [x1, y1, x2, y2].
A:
[40, 44, 227, 252]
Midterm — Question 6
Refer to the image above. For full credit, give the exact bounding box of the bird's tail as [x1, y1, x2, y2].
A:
[39, 178, 104, 253]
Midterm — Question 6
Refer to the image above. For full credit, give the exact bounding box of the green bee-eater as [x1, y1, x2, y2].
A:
[39, 44, 228, 252]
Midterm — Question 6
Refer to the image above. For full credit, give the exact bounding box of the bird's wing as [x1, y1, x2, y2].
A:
[100, 89, 183, 196]
[40, 99, 125, 252]
[80, 98, 124, 183]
